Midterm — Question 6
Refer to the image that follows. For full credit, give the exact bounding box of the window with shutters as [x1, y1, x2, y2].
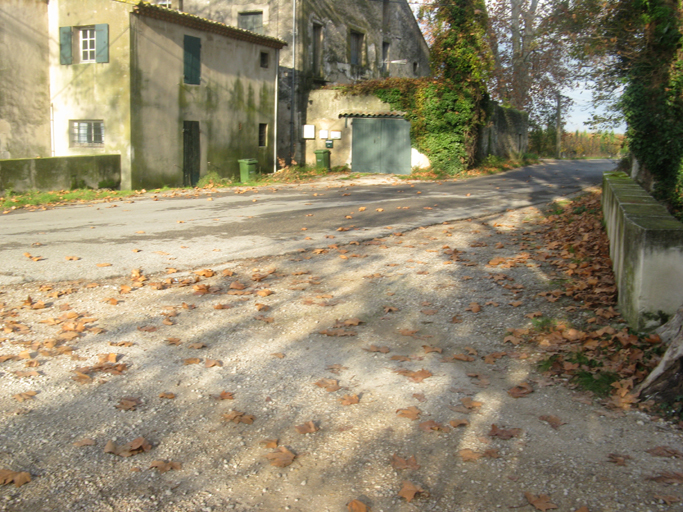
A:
[70, 120, 104, 147]
[238, 12, 264, 34]
[184, 35, 201, 85]
[59, 25, 109, 65]
[258, 124, 268, 147]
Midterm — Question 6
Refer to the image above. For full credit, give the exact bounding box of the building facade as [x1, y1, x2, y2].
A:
[171, 0, 431, 165]
[2, 0, 285, 190]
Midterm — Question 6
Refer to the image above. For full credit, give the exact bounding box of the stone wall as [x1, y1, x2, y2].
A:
[602, 171, 683, 331]
[477, 104, 529, 160]
[0, 154, 121, 192]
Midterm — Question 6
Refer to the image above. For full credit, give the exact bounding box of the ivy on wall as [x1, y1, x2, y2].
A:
[335, 0, 493, 176]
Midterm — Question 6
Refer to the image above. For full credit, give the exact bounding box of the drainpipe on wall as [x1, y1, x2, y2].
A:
[290, 0, 297, 163]
[50, 103, 55, 157]
[274, 48, 279, 173]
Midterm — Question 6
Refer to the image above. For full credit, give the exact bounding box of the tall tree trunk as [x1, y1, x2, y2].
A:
[637, 305, 683, 402]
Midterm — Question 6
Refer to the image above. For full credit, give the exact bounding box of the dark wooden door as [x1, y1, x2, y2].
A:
[183, 121, 200, 187]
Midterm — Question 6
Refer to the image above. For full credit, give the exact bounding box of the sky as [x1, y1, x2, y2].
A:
[563, 84, 627, 134]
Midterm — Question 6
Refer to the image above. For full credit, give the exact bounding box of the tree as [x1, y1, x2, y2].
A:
[485, 0, 575, 120]
[565, 0, 683, 207]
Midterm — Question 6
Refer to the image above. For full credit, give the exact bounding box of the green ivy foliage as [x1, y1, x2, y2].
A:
[335, 0, 492, 176]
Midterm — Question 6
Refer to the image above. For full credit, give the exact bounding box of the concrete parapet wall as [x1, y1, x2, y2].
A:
[0, 155, 121, 192]
[602, 171, 683, 331]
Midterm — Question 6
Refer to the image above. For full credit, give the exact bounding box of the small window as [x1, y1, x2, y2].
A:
[413, 61, 418, 75]
[70, 120, 104, 147]
[239, 12, 264, 35]
[184, 35, 201, 85]
[350, 31, 364, 66]
[80, 27, 96, 62]
[260, 52, 269, 68]
[258, 124, 268, 147]
[382, 42, 390, 73]
[312, 23, 323, 76]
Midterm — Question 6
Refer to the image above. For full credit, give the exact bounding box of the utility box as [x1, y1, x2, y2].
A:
[238, 159, 258, 182]
[314, 149, 331, 170]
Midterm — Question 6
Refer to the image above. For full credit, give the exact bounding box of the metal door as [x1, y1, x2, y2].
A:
[351, 118, 411, 175]
[183, 121, 200, 187]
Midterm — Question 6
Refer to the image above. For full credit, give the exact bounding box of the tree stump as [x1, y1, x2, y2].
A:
[637, 305, 683, 402]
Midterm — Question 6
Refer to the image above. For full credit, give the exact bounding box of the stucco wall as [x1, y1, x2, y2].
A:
[305, 89, 395, 168]
[0, 0, 51, 159]
[48, 0, 134, 188]
[0, 154, 120, 192]
[180, 0, 430, 164]
[130, 14, 278, 189]
[477, 104, 529, 160]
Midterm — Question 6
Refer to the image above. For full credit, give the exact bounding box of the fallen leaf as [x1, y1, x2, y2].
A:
[340, 394, 359, 405]
[459, 449, 483, 461]
[295, 421, 318, 434]
[65, 256, 80, 261]
[461, 397, 483, 409]
[13, 391, 37, 402]
[524, 492, 558, 511]
[466, 302, 481, 313]
[271, 352, 285, 359]
[115, 397, 142, 411]
[607, 453, 631, 466]
[265, 446, 296, 467]
[260, 439, 278, 449]
[364, 345, 390, 353]
[508, 382, 534, 398]
[489, 424, 522, 440]
[315, 378, 341, 392]
[396, 406, 421, 420]
[159, 392, 176, 399]
[0, 469, 31, 488]
[347, 499, 369, 512]
[539, 415, 566, 429]
[646, 446, 683, 458]
[205, 359, 222, 368]
[223, 411, 255, 424]
[215, 391, 234, 400]
[423, 345, 442, 354]
[450, 419, 469, 428]
[654, 495, 681, 505]
[96, 263, 112, 267]
[183, 358, 201, 365]
[648, 472, 683, 484]
[166, 337, 182, 346]
[104, 437, 152, 457]
[398, 481, 425, 503]
[150, 460, 182, 473]
[391, 454, 420, 470]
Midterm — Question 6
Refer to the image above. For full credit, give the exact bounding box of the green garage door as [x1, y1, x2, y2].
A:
[351, 118, 411, 175]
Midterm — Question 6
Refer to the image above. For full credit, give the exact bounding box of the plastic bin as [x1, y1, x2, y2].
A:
[314, 149, 331, 170]
[238, 159, 258, 183]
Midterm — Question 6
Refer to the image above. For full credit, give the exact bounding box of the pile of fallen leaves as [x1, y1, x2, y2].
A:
[506, 191, 666, 410]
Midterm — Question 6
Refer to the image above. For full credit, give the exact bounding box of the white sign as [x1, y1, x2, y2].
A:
[330, 131, 342, 140]
[319, 129, 329, 139]
[303, 125, 315, 139]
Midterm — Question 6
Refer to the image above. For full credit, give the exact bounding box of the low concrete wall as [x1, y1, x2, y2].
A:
[602, 171, 683, 331]
[0, 155, 121, 192]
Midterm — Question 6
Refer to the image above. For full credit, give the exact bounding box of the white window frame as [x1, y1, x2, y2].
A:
[70, 120, 104, 147]
[79, 27, 96, 63]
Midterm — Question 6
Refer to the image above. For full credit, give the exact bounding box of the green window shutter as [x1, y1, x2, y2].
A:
[95, 24, 109, 63]
[59, 27, 72, 65]
[184, 35, 201, 85]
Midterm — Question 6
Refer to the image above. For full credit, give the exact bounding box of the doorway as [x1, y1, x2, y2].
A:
[183, 121, 200, 187]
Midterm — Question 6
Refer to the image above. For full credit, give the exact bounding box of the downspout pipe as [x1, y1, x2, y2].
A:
[274, 48, 279, 173]
[290, 0, 297, 163]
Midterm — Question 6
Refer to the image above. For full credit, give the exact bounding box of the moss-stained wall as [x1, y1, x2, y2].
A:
[180, 0, 429, 164]
[130, 14, 278, 189]
[477, 103, 529, 160]
[0, 154, 120, 192]
[0, 0, 52, 159]
[48, 0, 134, 188]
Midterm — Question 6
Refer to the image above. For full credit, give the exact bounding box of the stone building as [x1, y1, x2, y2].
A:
[1, 0, 285, 190]
[169, 0, 431, 165]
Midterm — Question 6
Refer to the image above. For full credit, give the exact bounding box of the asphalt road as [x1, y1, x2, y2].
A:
[0, 159, 616, 285]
